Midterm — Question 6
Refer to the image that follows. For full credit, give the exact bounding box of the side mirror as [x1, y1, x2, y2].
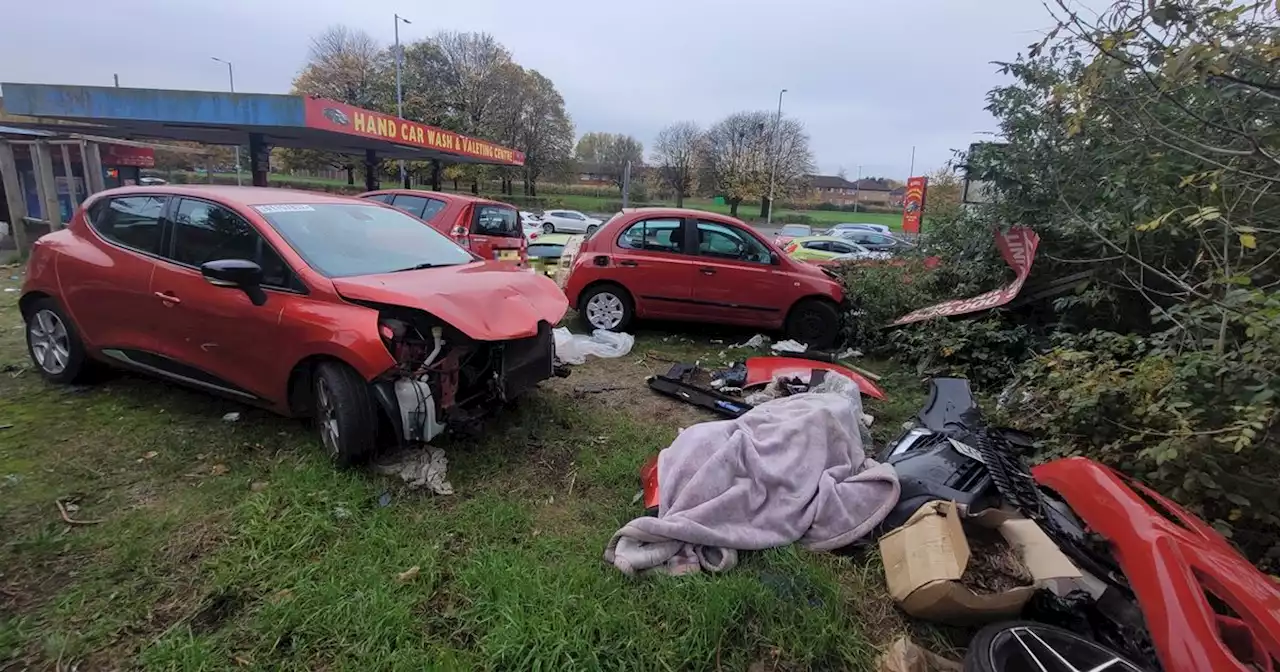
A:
[770, 251, 781, 265]
[201, 259, 267, 306]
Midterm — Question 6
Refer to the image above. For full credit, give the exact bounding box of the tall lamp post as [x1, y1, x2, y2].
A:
[395, 13, 412, 188]
[765, 88, 787, 225]
[211, 57, 241, 186]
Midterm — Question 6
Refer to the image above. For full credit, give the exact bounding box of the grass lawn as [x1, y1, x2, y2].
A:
[0, 266, 946, 670]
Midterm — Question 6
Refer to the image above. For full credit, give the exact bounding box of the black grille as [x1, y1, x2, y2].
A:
[499, 321, 554, 400]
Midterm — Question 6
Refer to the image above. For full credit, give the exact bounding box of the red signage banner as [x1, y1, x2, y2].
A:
[891, 226, 1040, 325]
[902, 176, 927, 234]
[102, 144, 155, 168]
[303, 98, 525, 167]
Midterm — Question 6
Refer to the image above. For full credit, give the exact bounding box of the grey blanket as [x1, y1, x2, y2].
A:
[604, 392, 900, 575]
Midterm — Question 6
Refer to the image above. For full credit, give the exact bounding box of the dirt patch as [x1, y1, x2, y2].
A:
[190, 589, 245, 634]
[958, 525, 1033, 594]
[545, 354, 721, 429]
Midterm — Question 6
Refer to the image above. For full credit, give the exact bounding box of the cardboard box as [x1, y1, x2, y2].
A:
[879, 500, 1082, 625]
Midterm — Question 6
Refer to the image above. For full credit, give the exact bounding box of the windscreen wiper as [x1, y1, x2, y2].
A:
[391, 262, 444, 272]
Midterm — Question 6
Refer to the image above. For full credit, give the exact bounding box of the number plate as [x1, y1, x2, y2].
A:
[497, 250, 518, 261]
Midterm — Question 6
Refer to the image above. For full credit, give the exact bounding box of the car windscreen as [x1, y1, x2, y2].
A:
[473, 204, 520, 237]
[257, 203, 475, 277]
[780, 224, 811, 236]
[527, 243, 565, 258]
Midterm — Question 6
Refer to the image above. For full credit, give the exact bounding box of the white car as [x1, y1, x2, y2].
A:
[829, 222, 892, 235]
[538, 210, 602, 234]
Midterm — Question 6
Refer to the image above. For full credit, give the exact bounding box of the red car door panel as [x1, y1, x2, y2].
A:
[690, 220, 789, 328]
[611, 217, 698, 319]
[60, 195, 167, 353]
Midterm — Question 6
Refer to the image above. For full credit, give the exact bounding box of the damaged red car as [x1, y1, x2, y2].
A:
[19, 186, 567, 463]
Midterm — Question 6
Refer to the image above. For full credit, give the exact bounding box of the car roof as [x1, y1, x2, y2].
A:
[620, 207, 748, 224]
[791, 235, 858, 243]
[530, 233, 574, 244]
[90, 184, 373, 206]
[360, 188, 513, 208]
[833, 222, 888, 228]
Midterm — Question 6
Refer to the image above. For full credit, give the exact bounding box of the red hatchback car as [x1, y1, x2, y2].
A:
[563, 208, 846, 347]
[20, 186, 567, 464]
[358, 189, 527, 267]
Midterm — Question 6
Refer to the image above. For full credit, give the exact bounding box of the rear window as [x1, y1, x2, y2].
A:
[780, 224, 811, 236]
[527, 243, 565, 258]
[473, 205, 519, 237]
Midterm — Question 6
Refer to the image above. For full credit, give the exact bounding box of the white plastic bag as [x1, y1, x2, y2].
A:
[553, 327, 635, 365]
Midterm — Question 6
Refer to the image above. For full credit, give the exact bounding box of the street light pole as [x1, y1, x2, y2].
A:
[212, 57, 241, 186]
[395, 13, 412, 188]
[766, 88, 787, 225]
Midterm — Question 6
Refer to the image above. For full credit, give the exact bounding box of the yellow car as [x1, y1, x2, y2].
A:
[782, 235, 882, 262]
[526, 233, 575, 277]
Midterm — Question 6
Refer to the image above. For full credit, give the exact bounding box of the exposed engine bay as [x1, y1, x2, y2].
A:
[369, 306, 557, 446]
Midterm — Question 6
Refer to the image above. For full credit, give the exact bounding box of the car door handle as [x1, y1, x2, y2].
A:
[154, 291, 181, 304]
[699, 267, 716, 275]
[619, 260, 639, 267]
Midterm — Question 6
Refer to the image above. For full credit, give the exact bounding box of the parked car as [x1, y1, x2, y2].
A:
[563, 208, 846, 348]
[784, 235, 888, 263]
[526, 233, 574, 277]
[825, 227, 913, 253]
[138, 176, 168, 186]
[359, 189, 527, 267]
[539, 209, 603, 234]
[828, 222, 892, 235]
[772, 223, 812, 247]
[20, 186, 567, 464]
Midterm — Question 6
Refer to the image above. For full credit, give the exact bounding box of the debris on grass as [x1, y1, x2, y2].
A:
[332, 506, 352, 520]
[56, 497, 103, 525]
[249, 481, 268, 493]
[730, 333, 770, 349]
[771, 339, 808, 354]
[209, 464, 229, 477]
[378, 491, 393, 507]
[959, 524, 1034, 594]
[874, 636, 963, 672]
[553, 327, 634, 364]
[371, 447, 454, 495]
[395, 566, 420, 583]
[0, 423, 12, 430]
[221, 412, 241, 422]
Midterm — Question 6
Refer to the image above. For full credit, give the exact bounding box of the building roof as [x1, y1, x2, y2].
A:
[807, 175, 894, 191]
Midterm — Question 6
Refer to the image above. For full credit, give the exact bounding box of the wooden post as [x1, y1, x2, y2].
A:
[0, 140, 31, 255]
[59, 144, 80, 215]
[81, 140, 106, 194]
[32, 141, 62, 230]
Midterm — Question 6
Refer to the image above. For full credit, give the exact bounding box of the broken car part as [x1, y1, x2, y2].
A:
[963, 621, 1147, 672]
[647, 363, 753, 419]
[743, 356, 886, 400]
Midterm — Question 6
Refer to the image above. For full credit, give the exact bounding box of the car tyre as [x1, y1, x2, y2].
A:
[586, 224, 598, 235]
[785, 298, 840, 349]
[963, 621, 1146, 672]
[542, 222, 555, 234]
[25, 298, 89, 385]
[312, 361, 377, 466]
[579, 283, 634, 332]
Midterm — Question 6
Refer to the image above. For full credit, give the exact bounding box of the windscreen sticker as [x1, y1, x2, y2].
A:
[253, 204, 316, 213]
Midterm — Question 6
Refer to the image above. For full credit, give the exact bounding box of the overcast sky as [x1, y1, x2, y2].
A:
[2, 0, 1063, 179]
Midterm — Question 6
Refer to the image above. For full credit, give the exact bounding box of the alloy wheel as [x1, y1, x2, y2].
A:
[542, 222, 554, 234]
[315, 377, 340, 457]
[28, 309, 71, 375]
[983, 624, 1145, 672]
[586, 292, 624, 330]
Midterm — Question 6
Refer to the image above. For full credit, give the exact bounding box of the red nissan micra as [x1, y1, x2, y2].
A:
[562, 208, 846, 348]
[20, 186, 567, 464]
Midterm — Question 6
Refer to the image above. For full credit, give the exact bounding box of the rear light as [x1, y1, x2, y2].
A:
[785, 242, 797, 253]
[450, 224, 470, 248]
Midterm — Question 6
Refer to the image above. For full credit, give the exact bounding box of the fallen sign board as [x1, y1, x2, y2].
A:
[891, 227, 1040, 325]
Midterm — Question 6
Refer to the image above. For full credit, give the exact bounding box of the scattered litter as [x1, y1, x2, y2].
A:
[730, 333, 770, 349]
[770, 339, 808, 354]
[553, 327, 634, 364]
[875, 636, 963, 672]
[3, 474, 21, 486]
[572, 383, 628, 397]
[837, 347, 862, 359]
[371, 447, 454, 495]
[268, 588, 293, 603]
[709, 339, 724, 344]
[209, 464, 229, 476]
[142, 451, 159, 460]
[709, 362, 747, 389]
[222, 412, 241, 422]
[396, 566, 421, 583]
[56, 497, 103, 525]
[0, 424, 12, 430]
[332, 506, 352, 519]
[378, 491, 393, 507]
[250, 481, 269, 493]
[2, 288, 16, 293]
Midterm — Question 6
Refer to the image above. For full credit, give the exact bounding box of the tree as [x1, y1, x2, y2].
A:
[600, 135, 644, 191]
[516, 70, 574, 197]
[573, 132, 614, 165]
[651, 122, 703, 207]
[276, 148, 359, 185]
[293, 25, 391, 109]
[702, 111, 813, 217]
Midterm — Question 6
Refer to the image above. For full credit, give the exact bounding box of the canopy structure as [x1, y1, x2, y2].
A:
[0, 83, 526, 256]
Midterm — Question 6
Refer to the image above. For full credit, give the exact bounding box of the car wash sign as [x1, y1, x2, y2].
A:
[891, 226, 1040, 325]
[304, 98, 525, 167]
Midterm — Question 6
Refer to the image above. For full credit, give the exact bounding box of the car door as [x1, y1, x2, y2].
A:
[59, 194, 168, 355]
[610, 217, 698, 319]
[555, 211, 587, 233]
[468, 203, 524, 264]
[689, 220, 788, 327]
[145, 196, 308, 401]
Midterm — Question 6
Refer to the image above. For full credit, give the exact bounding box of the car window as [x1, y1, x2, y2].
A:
[547, 211, 565, 218]
[780, 224, 811, 237]
[867, 234, 894, 245]
[473, 204, 519, 237]
[618, 218, 684, 253]
[527, 243, 565, 258]
[88, 195, 165, 254]
[567, 212, 584, 221]
[170, 198, 297, 290]
[829, 241, 858, 254]
[388, 194, 431, 219]
[363, 193, 394, 204]
[802, 240, 830, 252]
[257, 203, 474, 277]
[696, 221, 770, 263]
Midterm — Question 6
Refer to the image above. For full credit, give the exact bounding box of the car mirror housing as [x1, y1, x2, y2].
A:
[770, 251, 781, 265]
[201, 259, 268, 306]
